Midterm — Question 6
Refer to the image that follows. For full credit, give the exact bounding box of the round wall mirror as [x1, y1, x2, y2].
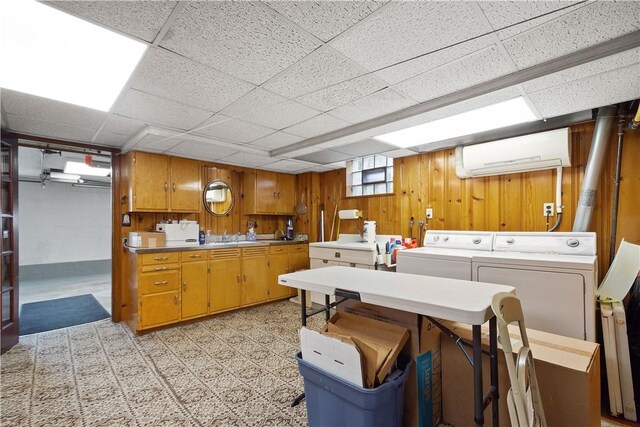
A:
[203, 180, 234, 216]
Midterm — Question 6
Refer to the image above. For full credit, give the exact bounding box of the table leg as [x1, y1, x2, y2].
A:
[490, 317, 499, 427]
[301, 290, 307, 327]
[325, 294, 330, 321]
[473, 324, 484, 427]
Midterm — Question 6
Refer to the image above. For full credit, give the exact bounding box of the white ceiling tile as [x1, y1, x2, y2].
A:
[113, 89, 213, 130]
[479, 1, 586, 36]
[262, 46, 367, 99]
[331, 139, 396, 156]
[502, 1, 640, 70]
[45, 1, 176, 42]
[167, 140, 239, 161]
[194, 114, 275, 143]
[260, 159, 317, 173]
[135, 133, 183, 152]
[527, 63, 640, 118]
[294, 150, 355, 164]
[374, 35, 494, 85]
[159, 2, 321, 85]
[327, 88, 416, 124]
[380, 148, 418, 159]
[92, 130, 130, 147]
[263, 0, 387, 42]
[278, 146, 323, 159]
[6, 113, 96, 142]
[217, 152, 276, 168]
[295, 74, 389, 112]
[393, 45, 517, 103]
[330, 2, 491, 71]
[1, 89, 106, 129]
[240, 100, 320, 130]
[101, 114, 146, 136]
[220, 88, 287, 118]
[130, 48, 255, 113]
[283, 114, 351, 138]
[522, 47, 640, 93]
[249, 132, 303, 150]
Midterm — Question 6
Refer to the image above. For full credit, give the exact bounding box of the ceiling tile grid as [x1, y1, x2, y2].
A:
[331, 139, 396, 157]
[527, 63, 640, 117]
[329, 1, 492, 71]
[249, 131, 303, 150]
[217, 151, 278, 168]
[158, 1, 321, 85]
[92, 130, 131, 147]
[6, 113, 97, 142]
[239, 100, 321, 130]
[283, 114, 351, 139]
[263, 0, 387, 43]
[327, 88, 416, 124]
[1, 89, 106, 130]
[100, 114, 147, 137]
[392, 44, 518, 103]
[259, 158, 317, 173]
[44, 1, 177, 42]
[193, 114, 276, 144]
[130, 47, 255, 113]
[220, 87, 287, 119]
[295, 74, 389, 112]
[167, 140, 239, 161]
[501, 1, 640, 70]
[113, 89, 213, 131]
[294, 149, 355, 165]
[135, 133, 184, 153]
[261, 45, 368, 99]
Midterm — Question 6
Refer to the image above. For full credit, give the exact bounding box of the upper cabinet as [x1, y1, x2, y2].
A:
[121, 151, 201, 213]
[242, 170, 295, 215]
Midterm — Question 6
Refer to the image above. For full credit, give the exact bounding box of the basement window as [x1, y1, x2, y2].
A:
[347, 155, 393, 197]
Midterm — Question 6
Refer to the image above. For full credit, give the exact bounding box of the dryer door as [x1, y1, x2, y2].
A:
[475, 265, 586, 340]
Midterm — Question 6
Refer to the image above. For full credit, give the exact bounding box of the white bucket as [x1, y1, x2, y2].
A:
[362, 221, 376, 243]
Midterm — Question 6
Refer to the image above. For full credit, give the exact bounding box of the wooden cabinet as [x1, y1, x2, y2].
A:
[241, 246, 269, 305]
[243, 170, 295, 215]
[180, 250, 208, 319]
[268, 244, 308, 300]
[209, 248, 241, 313]
[136, 252, 181, 330]
[121, 151, 201, 213]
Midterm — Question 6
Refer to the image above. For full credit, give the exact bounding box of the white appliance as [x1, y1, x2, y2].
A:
[396, 230, 494, 280]
[455, 127, 570, 178]
[472, 232, 597, 341]
[155, 221, 199, 247]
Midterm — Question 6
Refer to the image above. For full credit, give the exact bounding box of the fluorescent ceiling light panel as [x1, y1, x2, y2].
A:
[374, 97, 539, 148]
[64, 161, 111, 177]
[0, 0, 147, 111]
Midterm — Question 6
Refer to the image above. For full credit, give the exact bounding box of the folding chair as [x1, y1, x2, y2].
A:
[491, 292, 547, 427]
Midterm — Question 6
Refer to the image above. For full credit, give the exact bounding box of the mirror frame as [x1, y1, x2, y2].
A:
[203, 179, 234, 216]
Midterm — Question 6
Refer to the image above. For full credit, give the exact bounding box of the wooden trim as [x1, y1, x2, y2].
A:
[7, 131, 121, 154]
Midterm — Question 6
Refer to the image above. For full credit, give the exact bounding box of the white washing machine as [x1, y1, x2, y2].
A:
[472, 232, 597, 341]
[396, 230, 494, 280]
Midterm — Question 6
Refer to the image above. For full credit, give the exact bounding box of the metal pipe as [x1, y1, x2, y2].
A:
[609, 116, 626, 265]
[548, 167, 563, 232]
[573, 106, 617, 232]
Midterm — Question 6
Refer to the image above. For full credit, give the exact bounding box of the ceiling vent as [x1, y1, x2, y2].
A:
[455, 128, 571, 179]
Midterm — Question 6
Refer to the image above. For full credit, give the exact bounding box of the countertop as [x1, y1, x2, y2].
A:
[126, 239, 308, 254]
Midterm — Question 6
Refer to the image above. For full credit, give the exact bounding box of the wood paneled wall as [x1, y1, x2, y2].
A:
[295, 122, 639, 282]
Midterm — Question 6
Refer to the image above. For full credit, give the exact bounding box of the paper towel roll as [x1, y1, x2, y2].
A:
[338, 209, 362, 219]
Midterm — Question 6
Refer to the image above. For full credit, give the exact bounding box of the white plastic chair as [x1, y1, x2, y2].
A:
[491, 292, 547, 427]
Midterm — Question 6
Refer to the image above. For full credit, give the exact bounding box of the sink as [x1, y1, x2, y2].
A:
[235, 240, 260, 245]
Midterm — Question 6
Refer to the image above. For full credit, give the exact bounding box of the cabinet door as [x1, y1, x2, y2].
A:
[209, 258, 241, 312]
[181, 261, 208, 319]
[242, 256, 269, 305]
[170, 157, 201, 212]
[256, 170, 277, 213]
[133, 152, 169, 211]
[289, 246, 309, 272]
[268, 252, 290, 300]
[139, 291, 180, 329]
[276, 173, 295, 214]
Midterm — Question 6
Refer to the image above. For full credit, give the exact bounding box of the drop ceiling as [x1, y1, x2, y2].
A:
[1, 1, 639, 173]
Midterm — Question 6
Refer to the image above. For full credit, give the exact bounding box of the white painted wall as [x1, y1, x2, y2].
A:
[19, 181, 111, 266]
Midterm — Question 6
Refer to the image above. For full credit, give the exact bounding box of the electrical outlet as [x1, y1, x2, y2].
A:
[543, 203, 554, 217]
[426, 208, 433, 219]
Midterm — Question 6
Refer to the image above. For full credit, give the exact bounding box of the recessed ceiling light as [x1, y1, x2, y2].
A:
[64, 161, 111, 177]
[0, 0, 147, 111]
[374, 97, 539, 148]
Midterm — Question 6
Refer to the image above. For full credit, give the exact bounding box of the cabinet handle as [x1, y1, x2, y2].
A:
[164, 182, 168, 192]
[273, 191, 277, 199]
[174, 294, 179, 305]
[172, 183, 176, 192]
[322, 259, 329, 264]
[154, 267, 169, 271]
[277, 192, 281, 199]
[275, 248, 284, 252]
[350, 263, 356, 267]
[243, 274, 247, 282]
[236, 274, 240, 283]
[182, 282, 187, 291]
[154, 256, 168, 261]
[154, 281, 168, 286]
[189, 254, 202, 258]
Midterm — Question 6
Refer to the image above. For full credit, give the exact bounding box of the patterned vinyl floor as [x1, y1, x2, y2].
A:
[1, 300, 324, 426]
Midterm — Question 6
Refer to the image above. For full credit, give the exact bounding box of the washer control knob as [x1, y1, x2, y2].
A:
[506, 238, 515, 244]
[472, 238, 482, 244]
[442, 236, 449, 242]
[433, 236, 440, 242]
[567, 238, 580, 247]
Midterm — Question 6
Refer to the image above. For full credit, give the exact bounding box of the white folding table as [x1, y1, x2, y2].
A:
[279, 266, 515, 427]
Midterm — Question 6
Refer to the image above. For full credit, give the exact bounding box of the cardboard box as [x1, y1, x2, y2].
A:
[128, 231, 166, 248]
[338, 301, 442, 427]
[441, 322, 600, 427]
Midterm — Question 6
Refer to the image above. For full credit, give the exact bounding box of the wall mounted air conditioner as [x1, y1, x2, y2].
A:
[455, 128, 571, 178]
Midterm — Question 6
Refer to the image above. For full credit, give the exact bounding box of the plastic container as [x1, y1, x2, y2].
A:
[296, 352, 411, 427]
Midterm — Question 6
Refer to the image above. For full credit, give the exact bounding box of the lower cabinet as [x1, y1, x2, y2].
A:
[181, 250, 208, 319]
[268, 244, 308, 300]
[209, 249, 242, 313]
[241, 247, 269, 305]
[140, 291, 180, 328]
[136, 252, 181, 330]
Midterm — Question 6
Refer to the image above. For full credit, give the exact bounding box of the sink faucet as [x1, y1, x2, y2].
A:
[222, 231, 241, 243]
